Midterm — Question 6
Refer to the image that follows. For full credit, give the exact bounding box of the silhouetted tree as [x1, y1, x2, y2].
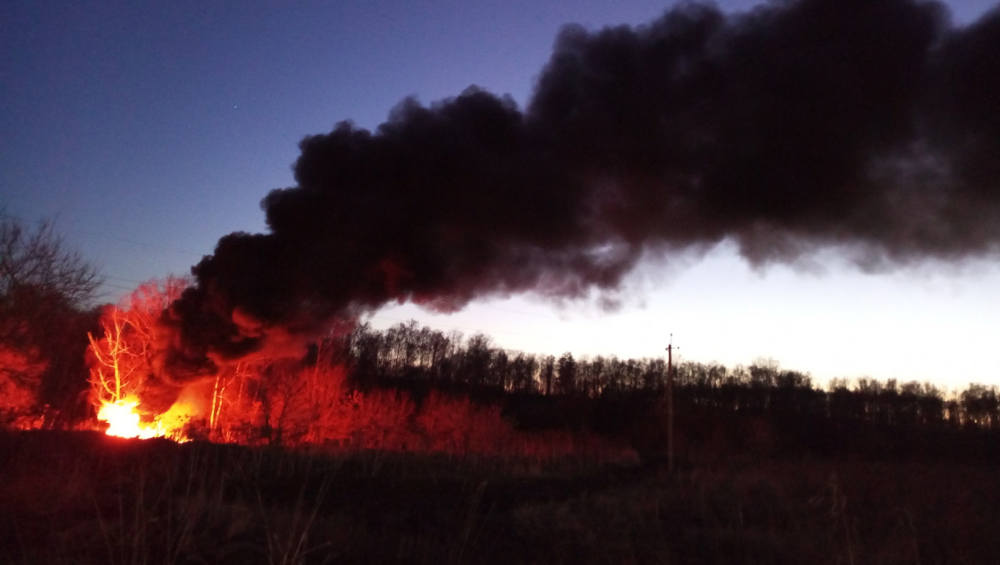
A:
[961, 384, 999, 428]
[463, 333, 493, 387]
[540, 355, 555, 396]
[509, 353, 538, 393]
[0, 216, 101, 426]
[557, 352, 577, 395]
[916, 383, 944, 426]
[0, 217, 100, 305]
[349, 323, 382, 384]
[828, 378, 861, 421]
[643, 358, 666, 392]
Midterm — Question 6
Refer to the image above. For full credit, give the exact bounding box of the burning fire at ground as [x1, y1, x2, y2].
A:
[76, 281, 633, 461]
[83, 281, 191, 441]
[95, 397, 191, 442]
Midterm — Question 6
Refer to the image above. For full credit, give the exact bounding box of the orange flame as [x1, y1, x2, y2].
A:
[96, 397, 190, 442]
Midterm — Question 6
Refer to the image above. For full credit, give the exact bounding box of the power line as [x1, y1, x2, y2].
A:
[1, 208, 207, 258]
[70, 228, 205, 258]
[104, 274, 145, 285]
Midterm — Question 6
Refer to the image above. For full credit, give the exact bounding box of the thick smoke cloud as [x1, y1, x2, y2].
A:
[167, 0, 1000, 372]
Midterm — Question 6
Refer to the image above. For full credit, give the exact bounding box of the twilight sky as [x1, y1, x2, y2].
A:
[2, 0, 998, 389]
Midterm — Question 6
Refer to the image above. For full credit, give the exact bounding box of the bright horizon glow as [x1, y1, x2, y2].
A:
[367, 240, 1000, 392]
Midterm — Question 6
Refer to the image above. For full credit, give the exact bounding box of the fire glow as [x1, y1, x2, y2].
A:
[96, 397, 190, 442]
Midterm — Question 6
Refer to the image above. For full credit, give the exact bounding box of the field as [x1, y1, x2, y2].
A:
[3, 429, 998, 564]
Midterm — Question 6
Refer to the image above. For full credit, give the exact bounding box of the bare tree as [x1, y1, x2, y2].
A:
[557, 352, 577, 395]
[87, 277, 188, 408]
[0, 215, 101, 426]
[0, 216, 100, 307]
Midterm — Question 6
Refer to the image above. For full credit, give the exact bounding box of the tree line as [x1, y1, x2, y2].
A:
[2, 213, 999, 440]
[340, 320, 1000, 431]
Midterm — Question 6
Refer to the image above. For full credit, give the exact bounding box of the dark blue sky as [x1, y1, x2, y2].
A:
[4, 1, 705, 288]
[2, 1, 998, 385]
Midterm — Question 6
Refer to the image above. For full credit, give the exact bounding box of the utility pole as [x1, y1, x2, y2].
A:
[665, 334, 679, 473]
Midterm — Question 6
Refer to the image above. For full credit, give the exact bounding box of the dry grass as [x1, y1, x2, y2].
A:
[2, 429, 997, 564]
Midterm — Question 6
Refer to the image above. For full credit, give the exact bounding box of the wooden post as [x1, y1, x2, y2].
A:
[665, 335, 679, 473]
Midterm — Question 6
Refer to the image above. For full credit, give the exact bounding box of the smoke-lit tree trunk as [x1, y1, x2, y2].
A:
[87, 307, 141, 405]
[86, 279, 187, 409]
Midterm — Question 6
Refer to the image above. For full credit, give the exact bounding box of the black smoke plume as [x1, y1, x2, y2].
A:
[167, 0, 1000, 373]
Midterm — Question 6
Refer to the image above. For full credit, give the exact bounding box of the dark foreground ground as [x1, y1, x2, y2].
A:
[2, 429, 998, 564]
